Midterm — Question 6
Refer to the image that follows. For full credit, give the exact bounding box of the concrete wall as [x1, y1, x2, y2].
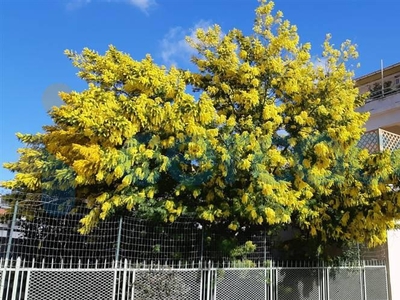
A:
[387, 228, 400, 300]
[357, 91, 400, 132]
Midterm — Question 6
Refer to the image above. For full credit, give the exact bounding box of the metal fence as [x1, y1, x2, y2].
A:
[0, 257, 388, 300]
[0, 197, 272, 268]
[364, 79, 400, 103]
[0, 197, 391, 299]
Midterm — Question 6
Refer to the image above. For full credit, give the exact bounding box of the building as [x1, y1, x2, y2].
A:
[356, 62, 400, 134]
[355, 62, 400, 300]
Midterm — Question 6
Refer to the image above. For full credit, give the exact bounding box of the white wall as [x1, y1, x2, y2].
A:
[387, 228, 400, 300]
[358, 92, 400, 131]
[358, 91, 400, 300]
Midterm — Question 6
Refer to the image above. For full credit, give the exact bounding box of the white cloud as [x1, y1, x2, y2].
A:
[160, 20, 213, 67]
[66, 0, 156, 13]
[312, 57, 329, 74]
[128, 0, 155, 12]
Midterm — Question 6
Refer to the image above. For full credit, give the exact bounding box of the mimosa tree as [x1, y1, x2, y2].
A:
[2, 0, 400, 258]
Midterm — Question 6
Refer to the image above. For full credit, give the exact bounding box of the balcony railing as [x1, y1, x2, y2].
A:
[358, 128, 400, 153]
[365, 81, 400, 103]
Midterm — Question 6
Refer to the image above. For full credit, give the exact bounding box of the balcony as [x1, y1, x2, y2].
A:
[358, 128, 400, 153]
[365, 80, 400, 103]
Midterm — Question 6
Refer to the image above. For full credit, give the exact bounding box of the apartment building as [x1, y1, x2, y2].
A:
[356, 62, 400, 134]
[355, 62, 400, 300]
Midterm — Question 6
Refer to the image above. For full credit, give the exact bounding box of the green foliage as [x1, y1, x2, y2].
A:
[132, 271, 191, 298]
[230, 241, 257, 259]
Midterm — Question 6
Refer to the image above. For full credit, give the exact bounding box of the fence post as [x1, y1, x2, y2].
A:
[0, 201, 19, 299]
[112, 260, 118, 300]
[326, 262, 330, 300]
[317, 257, 324, 300]
[264, 229, 267, 300]
[378, 128, 384, 152]
[11, 257, 21, 300]
[115, 216, 123, 262]
[264, 229, 267, 266]
[6, 201, 19, 261]
[200, 266, 203, 300]
[121, 259, 128, 300]
[200, 226, 204, 263]
[268, 260, 273, 300]
[0, 261, 5, 300]
[200, 225, 205, 300]
[362, 260, 367, 300]
[23, 260, 35, 300]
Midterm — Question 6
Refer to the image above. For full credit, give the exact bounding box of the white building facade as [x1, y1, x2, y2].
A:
[356, 62, 400, 300]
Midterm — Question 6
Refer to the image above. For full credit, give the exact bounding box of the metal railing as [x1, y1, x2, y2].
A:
[0, 257, 389, 300]
[365, 81, 400, 103]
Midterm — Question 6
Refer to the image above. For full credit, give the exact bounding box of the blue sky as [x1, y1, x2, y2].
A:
[0, 0, 399, 187]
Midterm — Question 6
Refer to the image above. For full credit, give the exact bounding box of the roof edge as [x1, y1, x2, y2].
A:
[355, 62, 400, 83]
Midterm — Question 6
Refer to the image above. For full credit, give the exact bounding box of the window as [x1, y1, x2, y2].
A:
[395, 75, 400, 85]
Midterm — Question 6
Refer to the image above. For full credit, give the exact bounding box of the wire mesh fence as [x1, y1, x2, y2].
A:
[0, 193, 390, 268]
[0, 194, 391, 299]
[0, 195, 272, 268]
